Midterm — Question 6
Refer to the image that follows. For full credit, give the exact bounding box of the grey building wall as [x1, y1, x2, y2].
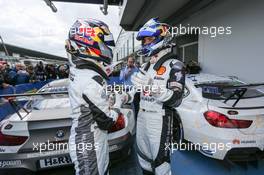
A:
[113, 29, 141, 62]
[183, 0, 264, 83]
[113, 29, 142, 64]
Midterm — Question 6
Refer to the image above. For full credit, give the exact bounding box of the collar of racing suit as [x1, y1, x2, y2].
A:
[73, 57, 109, 80]
[150, 48, 171, 64]
[144, 49, 177, 72]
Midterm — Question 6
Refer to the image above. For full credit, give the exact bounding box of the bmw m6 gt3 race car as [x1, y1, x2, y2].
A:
[174, 73, 264, 161]
[0, 79, 135, 173]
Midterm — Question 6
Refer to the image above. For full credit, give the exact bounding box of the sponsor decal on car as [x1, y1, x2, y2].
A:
[0, 148, 5, 153]
[26, 150, 69, 158]
[202, 86, 221, 95]
[232, 139, 256, 145]
[0, 160, 22, 168]
[39, 156, 72, 168]
[227, 110, 239, 115]
[241, 140, 256, 144]
[55, 129, 65, 139]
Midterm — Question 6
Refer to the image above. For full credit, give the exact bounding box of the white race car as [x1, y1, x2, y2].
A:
[175, 73, 264, 161]
[0, 79, 135, 173]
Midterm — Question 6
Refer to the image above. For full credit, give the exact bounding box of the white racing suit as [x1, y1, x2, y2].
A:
[68, 63, 119, 175]
[130, 51, 185, 175]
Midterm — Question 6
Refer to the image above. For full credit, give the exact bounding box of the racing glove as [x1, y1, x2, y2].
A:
[131, 70, 153, 90]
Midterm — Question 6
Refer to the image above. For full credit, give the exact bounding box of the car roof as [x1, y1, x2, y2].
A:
[186, 73, 234, 86]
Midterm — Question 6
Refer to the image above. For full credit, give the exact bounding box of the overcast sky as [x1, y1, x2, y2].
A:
[0, 0, 121, 58]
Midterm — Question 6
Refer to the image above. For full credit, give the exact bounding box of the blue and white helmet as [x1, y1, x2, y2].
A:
[136, 18, 172, 57]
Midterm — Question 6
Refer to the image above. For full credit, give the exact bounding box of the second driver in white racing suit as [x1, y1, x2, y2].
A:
[128, 18, 186, 175]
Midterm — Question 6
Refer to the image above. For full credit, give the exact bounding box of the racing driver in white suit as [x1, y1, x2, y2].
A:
[128, 18, 186, 175]
[65, 19, 122, 175]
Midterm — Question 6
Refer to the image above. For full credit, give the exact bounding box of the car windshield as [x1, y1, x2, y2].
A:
[198, 80, 264, 100]
[26, 86, 70, 110]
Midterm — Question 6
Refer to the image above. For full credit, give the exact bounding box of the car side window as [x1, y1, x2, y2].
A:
[183, 87, 190, 98]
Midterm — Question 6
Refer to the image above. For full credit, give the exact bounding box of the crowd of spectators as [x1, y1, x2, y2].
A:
[0, 61, 69, 88]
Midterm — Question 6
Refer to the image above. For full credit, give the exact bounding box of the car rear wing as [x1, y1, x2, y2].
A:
[196, 83, 264, 107]
[196, 83, 264, 89]
[0, 91, 68, 120]
[0, 91, 68, 102]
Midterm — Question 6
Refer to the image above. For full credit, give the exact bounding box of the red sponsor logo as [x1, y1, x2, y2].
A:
[78, 27, 95, 37]
[156, 66, 166, 75]
[143, 90, 151, 96]
[70, 27, 95, 37]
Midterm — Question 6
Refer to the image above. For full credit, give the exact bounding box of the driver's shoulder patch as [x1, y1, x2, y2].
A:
[169, 60, 184, 71]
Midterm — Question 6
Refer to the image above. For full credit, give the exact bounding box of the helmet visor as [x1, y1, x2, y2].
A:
[98, 42, 113, 62]
[104, 33, 115, 46]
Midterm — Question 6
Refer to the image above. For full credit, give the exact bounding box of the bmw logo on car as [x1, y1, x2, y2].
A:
[56, 130, 65, 139]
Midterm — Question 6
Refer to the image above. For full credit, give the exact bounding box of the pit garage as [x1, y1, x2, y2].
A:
[120, 0, 264, 83]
